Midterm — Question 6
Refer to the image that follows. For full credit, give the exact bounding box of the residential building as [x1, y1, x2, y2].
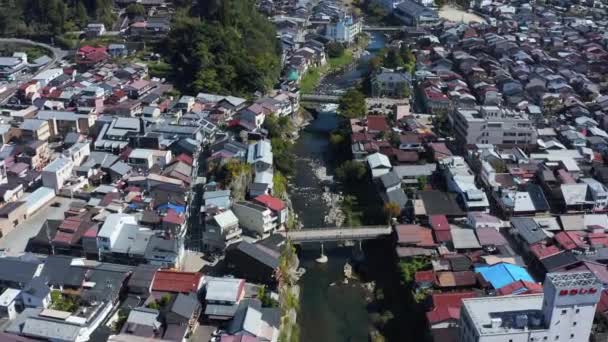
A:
[232, 201, 278, 238]
[439, 157, 489, 212]
[41, 157, 74, 192]
[0, 53, 28, 81]
[394, 0, 439, 26]
[325, 15, 362, 44]
[371, 68, 411, 98]
[450, 106, 537, 148]
[203, 210, 243, 252]
[19, 119, 51, 141]
[0, 201, 27, 236]
[204, 277, 245, 321]
[459, 271, 600, 342]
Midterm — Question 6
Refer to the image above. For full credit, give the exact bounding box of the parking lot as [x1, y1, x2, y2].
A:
[0, 196, 85, 254]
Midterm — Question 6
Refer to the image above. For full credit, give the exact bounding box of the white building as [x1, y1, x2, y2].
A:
[32, 68, 63, 87]
[42, 157, 74, 192]
[62, 142, 91, 167]
[459, 271, 600, 342]
[203, 210, 243, 252]
[0, 288, 20, 320]
[450, 106, 537, 148]
[96, 213, 138, 251]
[439, 156, 489, 212]
[325, 15, 362, 43]
[581, 177, 608, 211]
[232, 201, 277, 238]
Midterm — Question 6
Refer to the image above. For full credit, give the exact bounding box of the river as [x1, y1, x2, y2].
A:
[290, 32, 390, 342]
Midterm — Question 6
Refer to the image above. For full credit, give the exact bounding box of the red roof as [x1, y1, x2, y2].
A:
[529, 243, 561, 260]
[555, 231, 586, 250]
[366, 115, 389, 132]
[395, 224, 436, 247]
[152, 270, 202, 293]
[254, 194, 285, 212]
[175, 153, 194, 166]
[163, 209, 185, 225]
[430, 215, 450, 231]
[426, 291, 477, 324]
[415, 270, 435, 283]
[598, 290, 608, 314]
[496, 280, 543, 296]
[434, 230, 453, 243]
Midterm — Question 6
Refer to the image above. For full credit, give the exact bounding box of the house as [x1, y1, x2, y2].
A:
[41, 157, 74, 192]
[203, 210, 243, 252]
[371, 68, 411, 98]
[232, 201, 278, 238]
[474, 263, 534, 290]
[0, 288, 21, 319]
[75, 45, 109, 67]
[393, 164, 436, 185]
[450, 227, 482, 251]
[439, 157, 489, 212]
[225, 299, 280, 341]
[226, 240, 281, 285]
[85, 23, 106, 38]
[394, 0, 439, 26]
[20, 119, 50, 141]
[152, 270, 202, 294]
[426, 292, 478, 342]
[0, 201, 27, 236]
[21, 277, 50, 309]
[253, 194, 288, 225]
[119, 307, 162, 338]
[366, 153, 392, 178]
[204, 277, 245, 321]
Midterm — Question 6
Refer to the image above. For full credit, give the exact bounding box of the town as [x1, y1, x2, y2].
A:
[1, 0, 608, 341]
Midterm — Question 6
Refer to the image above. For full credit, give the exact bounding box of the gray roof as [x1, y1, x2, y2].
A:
[170, 293, 199, 319]
[22, 318, 82, 341]
[234, 241, 279, 269]
[0, 256, 42, 285]
[23, 277, 50, 298]
[204, 303, 239, 317]
[510, 217, 550, 244]
[450, 227, 482, 249]
[396, 0, 438, 17]
[126, 307, 161, 328]
[386, 188, 408, 209]
[41, 255, 85, 287]
[205, 277, 244, 303]
[128, 264, 159, 292]
[110, 161, 132, 176]
[380, 171, 401, 189]
[393, 164, 436, 179]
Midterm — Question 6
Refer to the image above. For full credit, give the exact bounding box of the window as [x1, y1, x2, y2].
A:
[575, 309, 580, 314]
[555, 336, 559, 340]
[561, 309, 567, 315]
[570, 334, 574, 339]
[544, 337, 548, 341]
[573, 322, 577, 326]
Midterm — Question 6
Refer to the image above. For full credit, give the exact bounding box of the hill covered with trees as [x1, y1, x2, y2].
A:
[0, 0, 115, 38]
[161, 0, 282, 96]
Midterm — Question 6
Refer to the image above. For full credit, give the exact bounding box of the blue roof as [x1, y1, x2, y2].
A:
[474, 263, 534, 289]
[157, 203, 186, 214]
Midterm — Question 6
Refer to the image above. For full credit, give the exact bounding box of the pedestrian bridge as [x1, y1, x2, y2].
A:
[280, 226, 393, 243]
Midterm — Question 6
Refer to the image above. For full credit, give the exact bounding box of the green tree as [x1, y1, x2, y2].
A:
[416, 176, 428, 191]
[384, 48, 404, 69]
[335, 160, 367, 185]
[338, 88, 366, 118]
[126, 3, 146, 19]
[326, 42, 345, 58]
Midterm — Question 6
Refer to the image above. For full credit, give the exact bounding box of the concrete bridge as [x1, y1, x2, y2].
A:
[280, 226, 392, 244]
[301, 94, 341, 103]
[363, 26, 404, 32]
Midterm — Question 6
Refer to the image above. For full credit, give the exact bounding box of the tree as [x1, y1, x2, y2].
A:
[434, 0, 446, 7]
[383, 201, 401, 220]
[335, 160, 367, 185]
[326, 42, 345, 58]
[163, 0, 281, 96]
[339, 88, 366, 118]
[384, 48, 404, 69]
[416, 176, 428, 191]
[126, 3, 145, 19]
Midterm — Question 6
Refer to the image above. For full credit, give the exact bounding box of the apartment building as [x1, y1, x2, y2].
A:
[325, 15, 362, 44]
[232, 201, 278, 238]
[450, 106, 537, 148]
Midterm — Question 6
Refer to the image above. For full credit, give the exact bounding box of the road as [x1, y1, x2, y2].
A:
[0, 38, 69, 105]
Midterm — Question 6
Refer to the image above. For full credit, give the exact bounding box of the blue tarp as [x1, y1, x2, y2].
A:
[474, 263, 534, 289]
[157, 203, 186, 214]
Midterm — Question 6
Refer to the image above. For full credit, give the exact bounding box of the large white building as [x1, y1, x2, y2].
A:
[459, 271, 601, 342]
[439, 156, 489, 212]
[450, 106, 537, 148]
[41, 157, 74, 192]
[232, 201, 278, 238]
[325, 15, 362, 44]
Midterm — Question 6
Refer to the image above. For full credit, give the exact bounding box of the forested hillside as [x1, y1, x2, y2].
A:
[0, 0, 115, 37]
[162, 0, 281, 96]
